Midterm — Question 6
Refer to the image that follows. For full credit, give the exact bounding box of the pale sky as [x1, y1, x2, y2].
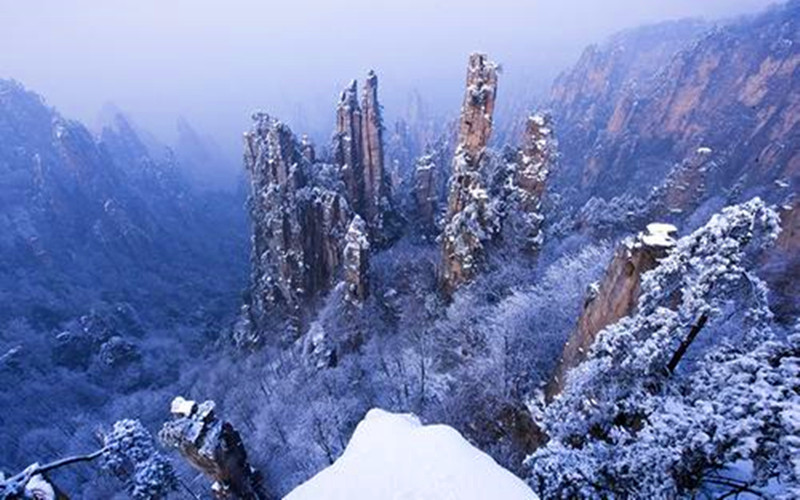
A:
[0, 0, 778, 171]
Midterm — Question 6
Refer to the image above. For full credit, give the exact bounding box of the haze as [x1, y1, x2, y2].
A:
[0, 0, 776, 182]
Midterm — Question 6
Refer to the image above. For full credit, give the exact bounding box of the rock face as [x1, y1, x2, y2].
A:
[360, 72, 388, 230]
[242, 114, 351, 341]
[440, 54, 500, 295]
[243, 73, 395, 342]
[333, 72, 392, 241]
[549, 3, 800, 207]
[546, 223, 677, 400]
[343, 215, 370, 304]
[502, 114, 556, 253]
[414, 154, 439, 234]
[160, 397, 266, 500]
[458, 54, 499, 161]
[760, 200, 800, 322]
[334, 81, 364, 214]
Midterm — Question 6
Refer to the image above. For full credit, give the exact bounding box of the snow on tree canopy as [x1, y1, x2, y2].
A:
[285, 409, 538, 500]
[528, 198, 799, 498]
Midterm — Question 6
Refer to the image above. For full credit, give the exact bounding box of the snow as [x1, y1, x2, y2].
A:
[642, 222, 678, 247]
[284, 409, 539, 500]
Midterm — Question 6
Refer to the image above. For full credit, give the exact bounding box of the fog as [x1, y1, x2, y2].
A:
[0, 0, 776, 180]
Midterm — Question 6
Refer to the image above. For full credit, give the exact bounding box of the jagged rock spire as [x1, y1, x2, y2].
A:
[440, 53, 500, 296]
[333, 72, 392, 242]
[335, 80, 365, 215]
[506, 114, 555, 254]
[240, 114, 351, 345]
[414, 153, 438, 235]
[458, 53, 498, 161]
[360, 70, 389, 233]
[343, 214, 370, 304]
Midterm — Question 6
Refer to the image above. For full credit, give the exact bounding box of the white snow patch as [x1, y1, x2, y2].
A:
[642, 223, 678, 248]
[284, 409, 538, 500]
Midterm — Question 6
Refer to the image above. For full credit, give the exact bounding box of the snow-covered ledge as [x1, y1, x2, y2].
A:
[285, 409, 538, 500]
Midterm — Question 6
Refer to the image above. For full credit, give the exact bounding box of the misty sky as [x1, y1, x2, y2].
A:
[0, 0, 777, 176]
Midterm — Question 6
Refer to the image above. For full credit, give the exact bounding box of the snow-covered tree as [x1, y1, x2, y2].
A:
[0, 419, 176, 500]
[528, 198, 799, 498]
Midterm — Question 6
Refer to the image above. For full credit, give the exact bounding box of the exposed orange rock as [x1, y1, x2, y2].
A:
[334, 81, 365, 214]
[440, 54, 499, 296]
[333, 72, 391, 240]
[549, 7, 800, 203]
[458, 53, 498, 161]
[546, 224, 677, 400]
[360, 71, 389, 231]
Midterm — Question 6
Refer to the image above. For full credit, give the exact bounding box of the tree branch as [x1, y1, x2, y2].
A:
[667, 314, 709, 374]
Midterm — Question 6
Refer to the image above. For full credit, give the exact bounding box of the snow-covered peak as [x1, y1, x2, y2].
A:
[285, 409, 538, 500]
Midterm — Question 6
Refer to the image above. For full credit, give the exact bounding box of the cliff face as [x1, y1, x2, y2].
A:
[550, 3, 800, 209]
[458, 54, 499, 161]
[440, 54, 500, 295]
[414, 154, 439, 235]
[760, 200, 800, 322]
[501, 114, 555, 253]
[243, 72, 397, 342]
[334, 81, 364, 216]
[546, 223, 677, 399]
[333, 72, 393, 242]
[242, 114, 351, 341]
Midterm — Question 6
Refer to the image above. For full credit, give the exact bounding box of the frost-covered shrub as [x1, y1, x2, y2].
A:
[101, 419, 177, 499]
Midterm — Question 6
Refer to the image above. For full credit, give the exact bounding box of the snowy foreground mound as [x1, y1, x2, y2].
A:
[285, 409, 538, 500]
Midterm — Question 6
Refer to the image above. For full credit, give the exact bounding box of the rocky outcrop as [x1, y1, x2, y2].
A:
[360, 72, 388, 230]
[242, 114, 351, 341]
[343, 215, 370, 304]
[160, 397, 266, 500]
[549, 3, 800, 207]
[458, 54, 498, 161]
[242, 72, 398, 343]
[414, 154, 439, 234]
[546, 223, 677, 400]
[502, 114, 556, 253]
[440, 54, 500, 296]
[333, 72, 392, 241]
[334, 81, 364, 214]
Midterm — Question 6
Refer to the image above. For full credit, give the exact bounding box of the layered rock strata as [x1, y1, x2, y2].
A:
[333, 72, 392, 241]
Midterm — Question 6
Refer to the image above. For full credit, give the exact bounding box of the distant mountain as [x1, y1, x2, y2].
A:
[0, 79, 248, 328]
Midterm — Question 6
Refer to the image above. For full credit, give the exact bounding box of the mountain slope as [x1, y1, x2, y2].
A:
[0, 79, 248, 328]
[549, 2, 800, 208]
